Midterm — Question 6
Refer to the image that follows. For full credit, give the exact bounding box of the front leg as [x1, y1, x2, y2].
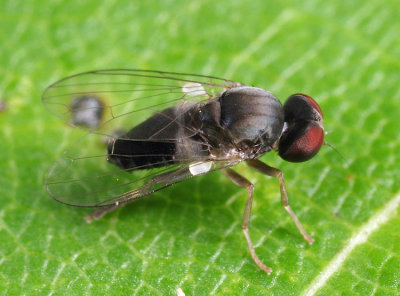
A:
[223, 168, 272, 274]
[246, 159, 314, 244]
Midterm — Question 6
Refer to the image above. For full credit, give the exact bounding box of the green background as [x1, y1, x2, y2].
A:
[1, 0, 400, 295]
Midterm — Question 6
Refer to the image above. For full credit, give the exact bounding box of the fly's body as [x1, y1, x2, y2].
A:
[108, 86, 283, 171]
[43, 69, 325, 274]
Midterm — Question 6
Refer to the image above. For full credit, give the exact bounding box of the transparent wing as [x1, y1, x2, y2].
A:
[43, 69, 241, 207]
[46, 144, 238, 207]
[43, 69, 239, 132]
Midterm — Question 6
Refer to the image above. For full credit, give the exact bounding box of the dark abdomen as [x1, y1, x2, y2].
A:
[107, 103, 205, 170]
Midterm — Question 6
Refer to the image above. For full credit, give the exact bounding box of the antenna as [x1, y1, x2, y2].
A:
[323, 139, 348, 166]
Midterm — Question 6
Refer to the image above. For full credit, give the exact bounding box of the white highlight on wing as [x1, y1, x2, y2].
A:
[182, 82, 207, 97]
[189, 161, 213, 176]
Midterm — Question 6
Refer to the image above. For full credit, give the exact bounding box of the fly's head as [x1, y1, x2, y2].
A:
[278, 94, 324, 162]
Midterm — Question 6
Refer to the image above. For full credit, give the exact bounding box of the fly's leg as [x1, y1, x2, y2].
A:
[84, 203, 120, 223]
[84, 165, 192, 223]
[223, 168, 272, 274]
[246, 159, 314, 244]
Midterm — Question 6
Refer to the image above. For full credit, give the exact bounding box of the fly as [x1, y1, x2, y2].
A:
[42, 69, 325, 274]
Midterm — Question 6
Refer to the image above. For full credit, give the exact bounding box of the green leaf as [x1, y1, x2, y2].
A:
[1, 0, 399, 295]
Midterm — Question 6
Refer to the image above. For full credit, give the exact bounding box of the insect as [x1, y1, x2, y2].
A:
[70, 95, 104, 128]
[42, 69, 324, 274]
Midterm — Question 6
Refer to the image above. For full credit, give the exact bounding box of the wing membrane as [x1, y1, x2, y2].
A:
[43, 69, 239, 133]
[43, 70, 240, 207]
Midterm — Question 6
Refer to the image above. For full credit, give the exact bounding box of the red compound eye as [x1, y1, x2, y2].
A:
[278, 94, 324, 162]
